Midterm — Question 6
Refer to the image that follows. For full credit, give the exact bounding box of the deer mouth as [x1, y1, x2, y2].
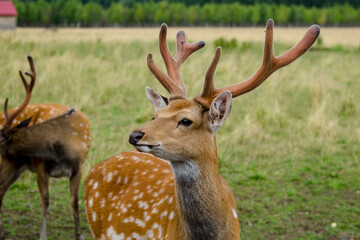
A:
[133, 143, 161, 152]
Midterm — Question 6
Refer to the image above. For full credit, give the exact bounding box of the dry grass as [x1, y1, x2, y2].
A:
[0, 26, 359, 239]
[3, 26, 360, 47]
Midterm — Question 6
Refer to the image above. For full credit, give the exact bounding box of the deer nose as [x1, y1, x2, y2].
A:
[129, 131, 144, 145]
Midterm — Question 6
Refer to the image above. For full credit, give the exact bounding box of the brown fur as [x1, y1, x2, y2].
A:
[0, 104, 91, 240]
[84, 99, 240, 239]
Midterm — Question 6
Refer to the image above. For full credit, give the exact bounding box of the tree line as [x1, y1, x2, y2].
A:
[17, 0, 360, 8]
[13, 0, 360, 27]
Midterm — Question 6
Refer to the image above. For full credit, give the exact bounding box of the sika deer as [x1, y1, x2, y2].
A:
[0, 56, 91, 240]
[84, 20, 320, 239]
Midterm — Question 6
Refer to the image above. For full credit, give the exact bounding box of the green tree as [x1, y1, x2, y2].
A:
[61, 0, 85, 26]
[142, 1, 157, 25]
[275, 4, 290, 24]
[107, 2, 124, 25]
[154, 2, 170, 24]
[26, 1, 41, 25]
[303, 6, 318, 24]
[201, 3, 216, 24]
[134, 3, 144, 25]
[36, 0, 51, 25]
[169, 3, 187, 25]
[228, 3, 247, 25]
[249, 5, 260, 25]
[84, 2, 104, 26]
[342, 4, 357, 24]
[316, 8, 327, 25]
[13, 0, 26, 25]
[186, 5, 200, 25]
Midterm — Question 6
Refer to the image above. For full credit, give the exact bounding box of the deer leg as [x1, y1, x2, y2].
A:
[70, 170, 84, 240]
[0, 160, 26, 240]
[36, 162, 49, 240]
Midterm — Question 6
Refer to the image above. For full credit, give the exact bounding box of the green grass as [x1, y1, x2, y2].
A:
[0, 28, 360, 239]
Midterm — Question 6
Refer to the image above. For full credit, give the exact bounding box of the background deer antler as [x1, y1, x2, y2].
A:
[147, 23, 205, 99]
[4, 55, 36, 128]
[195, 19, 320, 108]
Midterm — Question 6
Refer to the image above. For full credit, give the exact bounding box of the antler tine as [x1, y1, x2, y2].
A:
[195, 19, 320, 108]
[147, 23, 205, 99]
[4, 98, 9, 120]
[198, 46, 222, 104]
[4, 56, 36, 128]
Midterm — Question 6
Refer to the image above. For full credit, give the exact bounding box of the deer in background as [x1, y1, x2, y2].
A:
[0, 56, 91, 240]
[84, 20, 320, 239]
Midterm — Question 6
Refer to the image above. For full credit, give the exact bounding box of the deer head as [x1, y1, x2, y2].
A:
[0, 56, 36, 153]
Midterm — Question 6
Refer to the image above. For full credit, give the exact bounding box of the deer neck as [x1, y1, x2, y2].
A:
[170, 140, 230, 240]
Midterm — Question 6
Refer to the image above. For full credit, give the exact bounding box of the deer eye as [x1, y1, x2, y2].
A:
[178, 118, 193, 127]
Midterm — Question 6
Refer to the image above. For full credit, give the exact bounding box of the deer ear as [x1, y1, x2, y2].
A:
[208, 91, 232, 133]
[16, 117, 32, 129]
[145, 87, 168, 111]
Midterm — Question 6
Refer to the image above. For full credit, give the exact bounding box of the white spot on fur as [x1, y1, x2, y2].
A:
[106, 226, 125, 240]
[100, 199, 105, 208]
[121, 204, 127, 213]
[116, 176, 122, 184]
[106, 172, 113, 182]
[152, 223, 159, 229]
[146, 230, 154, 238]
[88, 179, 94, 185]
[93, 182, 98, 189]
[92, 212, 96, 221]
[232, 208, 238, 219]
[158, 225, 163, 238]
[135, 219, 145, 228]
[169, 211, 174, 220]
[131, 232, 142, 239]
[160, 210, 168, 219]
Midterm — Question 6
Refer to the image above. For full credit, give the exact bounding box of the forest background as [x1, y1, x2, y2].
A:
[12, 0, 360, 27]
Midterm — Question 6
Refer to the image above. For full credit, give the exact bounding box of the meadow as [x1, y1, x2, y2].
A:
[0, 26, 359, 239]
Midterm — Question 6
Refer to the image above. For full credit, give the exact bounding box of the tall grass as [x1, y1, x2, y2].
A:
[0, 27, 359, 239]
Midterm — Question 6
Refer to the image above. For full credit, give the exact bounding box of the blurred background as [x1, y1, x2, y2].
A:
[3, 0, 360, 27]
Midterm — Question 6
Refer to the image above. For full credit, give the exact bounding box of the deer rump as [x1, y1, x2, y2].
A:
[1, 108, 85, 178]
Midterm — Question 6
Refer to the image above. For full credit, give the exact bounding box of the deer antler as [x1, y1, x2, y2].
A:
[147, 23, 205, 99]
[195, 19, 320, 108]
[4, 56, 36, 128]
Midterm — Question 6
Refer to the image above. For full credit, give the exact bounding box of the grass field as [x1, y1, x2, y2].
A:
[0, 26, 360, 239]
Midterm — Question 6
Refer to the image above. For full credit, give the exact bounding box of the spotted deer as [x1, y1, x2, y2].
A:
[0, 56, 91, 240]
[84, 20, 320, 239]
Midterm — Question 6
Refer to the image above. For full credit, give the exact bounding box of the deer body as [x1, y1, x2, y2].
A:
[0, 104, 91, 177]
[0, 57, 91, 240]
[85, 99, 240, 240]
[85, 20, 319, 240]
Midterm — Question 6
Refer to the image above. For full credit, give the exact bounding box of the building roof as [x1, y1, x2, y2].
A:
[0, 1, 18, 16]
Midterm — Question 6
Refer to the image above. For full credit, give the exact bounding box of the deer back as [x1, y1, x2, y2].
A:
[0, 104, 91, 168]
